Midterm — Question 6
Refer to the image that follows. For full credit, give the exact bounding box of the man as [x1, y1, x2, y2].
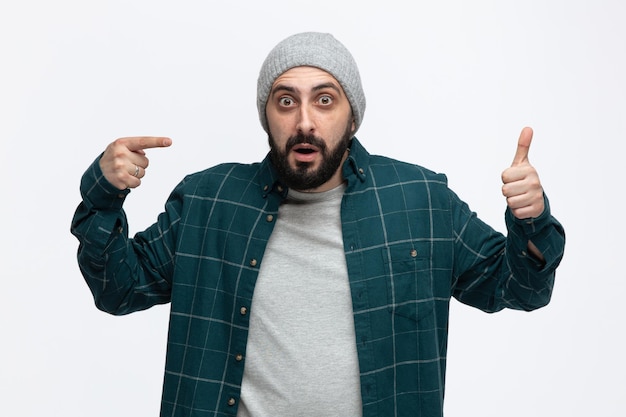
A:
[72, 32, 565, 417]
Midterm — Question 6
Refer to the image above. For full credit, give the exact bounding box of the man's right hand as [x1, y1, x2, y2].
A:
[99, 136, 172, 190]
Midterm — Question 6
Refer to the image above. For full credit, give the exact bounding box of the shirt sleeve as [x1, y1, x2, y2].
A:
[451, 192, 566, 313]
[70, 156, 177, 315]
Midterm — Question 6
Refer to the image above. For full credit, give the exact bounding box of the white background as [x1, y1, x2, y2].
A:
[1, 1, 624, 416]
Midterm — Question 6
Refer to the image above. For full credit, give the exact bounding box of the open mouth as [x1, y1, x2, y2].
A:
[292, 144, 319, 153]
[295, 148, 315, 154]
[291, 144, 320, 162]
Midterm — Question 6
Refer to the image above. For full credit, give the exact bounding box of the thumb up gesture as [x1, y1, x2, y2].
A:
[501, 127, 545, 219]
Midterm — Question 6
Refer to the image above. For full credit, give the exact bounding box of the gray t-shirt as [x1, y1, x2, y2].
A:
[237, 183, 362, 417]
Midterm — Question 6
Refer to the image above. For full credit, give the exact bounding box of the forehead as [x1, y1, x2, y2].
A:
[271, 66, 343, 92]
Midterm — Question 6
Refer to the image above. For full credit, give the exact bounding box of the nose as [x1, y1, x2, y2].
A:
[296, 104, 315, 135]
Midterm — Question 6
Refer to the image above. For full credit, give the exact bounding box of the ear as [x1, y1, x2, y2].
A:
[351, 118, 356, 133]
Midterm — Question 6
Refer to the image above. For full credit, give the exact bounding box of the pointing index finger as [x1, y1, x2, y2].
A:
[124, 136, 173, 152]
[512, 127, 533, 166]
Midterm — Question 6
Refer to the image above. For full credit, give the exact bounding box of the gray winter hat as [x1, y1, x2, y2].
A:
[256, 32, 366, 134]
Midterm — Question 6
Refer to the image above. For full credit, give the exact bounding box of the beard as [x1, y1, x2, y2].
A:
[269, 122, 353, 191]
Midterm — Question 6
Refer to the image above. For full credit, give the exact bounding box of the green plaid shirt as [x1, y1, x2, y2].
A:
[72, 138, 565, 417]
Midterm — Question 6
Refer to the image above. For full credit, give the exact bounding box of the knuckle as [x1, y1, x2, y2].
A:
[138, 137, 148, 148]
[113, 137, 128, 148]
[112, 159, 126, 171]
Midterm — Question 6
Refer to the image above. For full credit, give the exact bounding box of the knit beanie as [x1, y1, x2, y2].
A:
[257, 32, 366, 134]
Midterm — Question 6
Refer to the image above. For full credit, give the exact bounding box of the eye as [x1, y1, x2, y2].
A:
[278, 97, 295, 107]
[318, 95, 333, 106]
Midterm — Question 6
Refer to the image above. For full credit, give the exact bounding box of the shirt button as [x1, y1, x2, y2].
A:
[263, 185, 269, 191]
[227, 398, 236, 406]
[235, 353, 244, 362]
[249, 258, 258, 267]
[410, 249, 418, 257]
[277, 185, 284, 193]
[240, 306, 248, 316]
[266, 214, 274, 222]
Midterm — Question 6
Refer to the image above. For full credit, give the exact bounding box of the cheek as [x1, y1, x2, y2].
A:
[268, 126, 289, 150]
[266, 111, 291, 138]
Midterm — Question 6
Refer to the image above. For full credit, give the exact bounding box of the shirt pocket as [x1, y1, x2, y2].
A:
[383, 243, 434, 323]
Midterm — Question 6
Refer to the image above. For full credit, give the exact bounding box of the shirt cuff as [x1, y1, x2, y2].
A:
[505, 193, 565, 271]
[505, 193, 553, 237]
[80, 154, 130, 210]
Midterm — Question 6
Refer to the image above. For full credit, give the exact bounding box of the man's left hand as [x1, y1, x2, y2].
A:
[501, 127, 545, 219]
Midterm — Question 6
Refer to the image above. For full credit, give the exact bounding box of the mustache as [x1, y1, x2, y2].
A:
[285, 133, 327, 152]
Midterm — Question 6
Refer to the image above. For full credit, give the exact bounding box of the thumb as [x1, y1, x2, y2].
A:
[512, 126, 533, 166]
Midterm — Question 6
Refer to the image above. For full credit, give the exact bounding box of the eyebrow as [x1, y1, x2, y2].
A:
[270, 82, 343, 98]
[312, 82, 342, 94]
